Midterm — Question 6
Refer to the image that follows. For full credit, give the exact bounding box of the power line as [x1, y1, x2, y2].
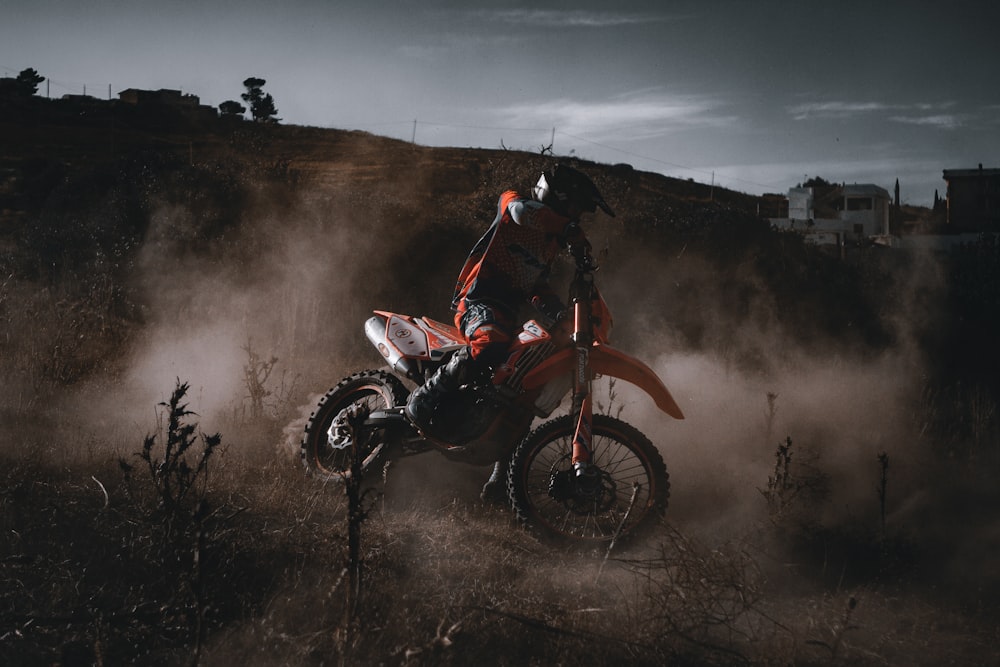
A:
[414, 120, 550, 133]
[1, 64, 114, 96]
[557, 131, 782, 192]
[348, 118, 783, 192]
[345, 119, 551, 135]
[560, 130, 710, 174]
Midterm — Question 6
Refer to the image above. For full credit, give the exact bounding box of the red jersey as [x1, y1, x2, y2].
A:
[451, 191, 582, 318]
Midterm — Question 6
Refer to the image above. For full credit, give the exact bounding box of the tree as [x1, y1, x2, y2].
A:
[803, 176, 833, 188]
[218, 100, 246, 118]
[15, 68, 45, 96]
[240, 77, 280, 123]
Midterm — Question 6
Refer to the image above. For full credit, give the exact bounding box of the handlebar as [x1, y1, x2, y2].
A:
[564, 221, 598, 272]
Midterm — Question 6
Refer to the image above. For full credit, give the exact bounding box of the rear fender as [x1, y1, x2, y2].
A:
[368, 311, 464, 360]
[522, 344, 684, 419]
[366, 311, 464, 381]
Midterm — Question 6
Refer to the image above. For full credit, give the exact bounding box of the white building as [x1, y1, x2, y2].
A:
[771, 184, 891, 246]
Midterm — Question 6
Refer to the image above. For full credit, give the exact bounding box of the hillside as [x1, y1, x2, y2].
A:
[2, 98, 1000, 665]
[1, 93, 907, 383]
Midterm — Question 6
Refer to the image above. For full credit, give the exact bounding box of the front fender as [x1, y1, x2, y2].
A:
[523, 344, 684, 419]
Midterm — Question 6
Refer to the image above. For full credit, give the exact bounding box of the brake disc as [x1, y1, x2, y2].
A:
[326, 410, 354, 450]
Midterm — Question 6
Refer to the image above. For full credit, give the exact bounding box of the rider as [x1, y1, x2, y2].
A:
[404, 164, 615, 492]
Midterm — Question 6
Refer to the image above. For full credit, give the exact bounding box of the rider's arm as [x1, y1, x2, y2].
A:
[507, 196, 574, 235]
[530, 288, 565, 323]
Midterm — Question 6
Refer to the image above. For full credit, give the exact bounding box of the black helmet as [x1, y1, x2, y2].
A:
[532, 164, 615, 218]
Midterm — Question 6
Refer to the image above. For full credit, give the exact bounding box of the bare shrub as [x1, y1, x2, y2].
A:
[116, 379, 225, 661]
[919, 380, 1000, 464]
[242, 338, 278, 421]
[122, 379, 222, 536]
[231, 338, 301, 425]
[758, 436, 829, 526]
[621, 525, 781, 664]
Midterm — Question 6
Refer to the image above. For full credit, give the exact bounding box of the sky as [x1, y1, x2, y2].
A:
[3, 0, 999, 206]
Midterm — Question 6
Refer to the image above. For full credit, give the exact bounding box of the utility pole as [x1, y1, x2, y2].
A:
[411, 119, 417, 144]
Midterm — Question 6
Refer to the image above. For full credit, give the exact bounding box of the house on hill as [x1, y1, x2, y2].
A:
[943, 165, 1000, 232]
[119, 88, 198, 106]
[0, 77, 22, 96]
[117, 88, 217, 120]
[769, 183, 891, 248]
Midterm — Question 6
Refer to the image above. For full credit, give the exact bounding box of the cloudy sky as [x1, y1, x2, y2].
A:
[4, 0, 999, 205]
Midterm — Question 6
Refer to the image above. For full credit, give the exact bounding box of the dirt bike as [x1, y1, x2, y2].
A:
[300, 243, 685, 543]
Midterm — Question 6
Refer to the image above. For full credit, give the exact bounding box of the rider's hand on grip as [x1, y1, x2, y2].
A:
[572, 244, 598, 271]
[563, 222, 597, 270]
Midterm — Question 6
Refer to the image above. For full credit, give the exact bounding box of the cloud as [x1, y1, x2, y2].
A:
[788, 100, 968, 129]
[787, 101, 890, 120]
[889, 114, 963, 130]
[467, 9, 678, 28]
[497, 90, 736, 143]
[914, 101, 957, 111]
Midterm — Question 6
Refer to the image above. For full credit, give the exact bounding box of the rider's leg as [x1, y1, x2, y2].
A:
[404, 345, 475, 431]
[480, 459, 508, 505]
[457, 300, 515, 369]
[404, 301, 512, 434]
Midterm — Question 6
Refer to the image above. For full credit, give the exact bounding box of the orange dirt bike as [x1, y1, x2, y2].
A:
[300, 244, 684, 542]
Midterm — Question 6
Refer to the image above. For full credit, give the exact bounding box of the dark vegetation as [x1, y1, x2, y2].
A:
[3, 91, 1000, 665]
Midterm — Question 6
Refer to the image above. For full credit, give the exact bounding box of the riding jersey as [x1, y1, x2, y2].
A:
[449, 190, 585, 363]
[451, 190, 582, 320]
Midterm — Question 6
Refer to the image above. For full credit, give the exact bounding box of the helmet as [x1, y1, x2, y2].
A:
[532, 164, 615, 218]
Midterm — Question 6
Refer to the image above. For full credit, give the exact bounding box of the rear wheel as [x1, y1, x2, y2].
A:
[508, 414, 669, 543]
[301, 370, 409, 481]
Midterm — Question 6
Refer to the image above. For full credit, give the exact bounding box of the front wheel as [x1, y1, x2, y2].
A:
[301, 370, 409, 481]
[507, 414, 669, 543]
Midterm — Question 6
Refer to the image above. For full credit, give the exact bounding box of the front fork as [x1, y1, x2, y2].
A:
[570, 282, 594, 472]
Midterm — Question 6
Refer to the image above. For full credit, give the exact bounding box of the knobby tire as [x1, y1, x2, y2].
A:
[507, 414, 669, 544]
[300, 370, 408, 481]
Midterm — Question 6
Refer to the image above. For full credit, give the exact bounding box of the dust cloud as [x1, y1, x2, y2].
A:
[626, 348, 924, 534]
[82, 189, 409, 438]
[586, 235, 1000, 590]
[48, 171, 994, 587]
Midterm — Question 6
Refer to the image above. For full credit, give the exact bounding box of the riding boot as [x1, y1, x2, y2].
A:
[404, 346, 474, 434]
[480, 460, 508, 505]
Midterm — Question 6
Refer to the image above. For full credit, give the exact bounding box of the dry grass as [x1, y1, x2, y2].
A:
[4, 402, 1000, 667]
